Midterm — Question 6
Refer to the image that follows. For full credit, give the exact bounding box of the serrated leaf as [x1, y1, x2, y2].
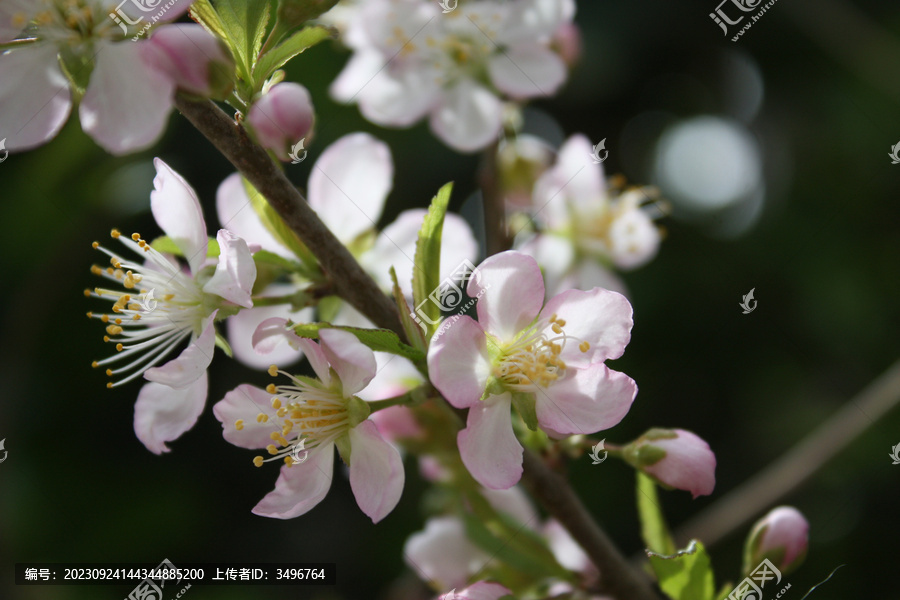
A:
[637, 471, 676, 556]
[208, 0, 274, 81]
[253, 25, 334, 85]
[189, 0, 229, 42]
[390, 266, 429, 356]
[647, 540, 716, 600]
[290, 322, 425, 364]
[411, 182, 453, 342]
[150, 236, 220, 258]
[242, 177, 320, 278]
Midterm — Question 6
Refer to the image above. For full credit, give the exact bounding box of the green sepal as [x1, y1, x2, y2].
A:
[636, 471, 676, 555]
[334, 434, 352, 464]
[411, 182, 453, 341]
[511, 392, 538, 431]
[646, 540, 716, 600]
[290, 322, 425, 364]
[214, 330, 234, 358]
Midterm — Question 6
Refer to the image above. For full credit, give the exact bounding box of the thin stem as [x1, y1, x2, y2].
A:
[173, 95, 404, 337]
[520, 450, 662, 600]
[675, 357, 900, 548]
[480, 140, 510, 256]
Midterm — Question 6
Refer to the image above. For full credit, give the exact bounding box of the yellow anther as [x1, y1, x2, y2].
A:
[282, 423, 293, 435]
[269, 431, 280, 441]
[90, 265, 103, 275]
[271, 397, 282, 410]
[116, 343, 124, 352]
[266, 383, 277, 394]
[234, 419, 244, 431]
[92, 241, 99, 249]
[91, 361, 99, 368]
[114, 318, 122, 325]
[105, 369, 113, 376]
[163, 294, 174, 301]
[266, 444, 278, 455]
[103, 336, 111, 343]
[84, 289, 92, 298]
[256, 413, 269, 423]
[284, 456, 294, 466]
[86, 311, 93, 318]
[253, 456, 264, 467]
[552, 323, 563, 334]
[106, 325, 123, 335]
[132, 315, 141, 321]
[277, 435, 289, 447]
[111, 229, 121, 239]
[277, 407, 288, 418]
[579, 341, 591, 353]
[100, 314, 109, 323]
[556, 319, 566, 327]
[268, 365, 279, 377]
[106, 382, 113, 389]
[131, 233, 141, 241]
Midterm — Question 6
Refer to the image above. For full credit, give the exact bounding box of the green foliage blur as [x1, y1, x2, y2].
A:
[2, 0, 899, 598]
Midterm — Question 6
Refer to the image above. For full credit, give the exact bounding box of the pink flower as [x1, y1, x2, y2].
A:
[624, 428, 716, 499]
[0, 1, 203, 154]
[744, 506, 809, 575]
[213, 329, 405, 522]
[247, 82, 316, 162]
[438, 582, 512, 600]
[428, 251, 637, 489]
[87, 158, 256, 454]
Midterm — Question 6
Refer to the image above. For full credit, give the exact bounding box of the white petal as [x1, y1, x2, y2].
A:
[0, 45, 72, 151]
[429, 80, 503, 153]
[228, 290, 311, 370]
[213, 384, 278, 449]
[358, 66, 441, 127]
[216, 173, 293, 259]
[403, 516, 489, 590]
[150, 157, 208, 275]
[488, 44, 567, 99]
[144, 311, 217, 388]
[202, 229, 257, 308]
[134, 374, 207, 454]
[348, 421, 405, 523]
[307, 132, 392, 243]
[252, 446, 335, 519]
[330, 49, 384, 104]
[79, 40, 175, 154]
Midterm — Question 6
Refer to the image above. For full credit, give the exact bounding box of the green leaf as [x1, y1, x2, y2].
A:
[189, 0, 229, 43]
[242, 177, 320, 277]
[411, 182, 453, 342]
[637, 472, 676, 555]
[290, 322, 425, 364]
[209, 0, 274, 80]
[150, 236, 220, 258]
[647, 540, 716, 600]
[253, 25, 335, 85]
[252, 249, 305, 272]
[389, 266, 429, 356]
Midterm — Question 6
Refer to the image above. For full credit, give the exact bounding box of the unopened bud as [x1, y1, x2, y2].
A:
[247, 82, 315, 162]
[624, 428, 716, 499]
[743, 506, 809, 575]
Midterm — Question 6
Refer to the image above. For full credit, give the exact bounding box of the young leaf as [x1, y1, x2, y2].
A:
[637, 471, 676, 555]
[210, 0, 274, 80]
[253, 25, 335, 86]
[411, 182, 453, 341]
[389, 266, 429, 356]
[290, 322, 425, 364]
[646, 540, 716, 600]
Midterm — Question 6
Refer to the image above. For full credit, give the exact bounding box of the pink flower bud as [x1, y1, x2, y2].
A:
[247, 83, 315, 162]
[744, 506, 809, 575]
[625, 428, 716, 499]
[145, 24, 235, 99]
[552, 22, 583, 67]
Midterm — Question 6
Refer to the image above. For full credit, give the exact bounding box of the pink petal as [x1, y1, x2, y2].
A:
[308, 132, 392, 243]
[144, 311, 217, 388]
[348, 420, 405, 523]
[79, 40, 175, 154]
[247, 82, 315, 162]
[228, 297, 310, 370]
[0, 45, 72, 151]
[470, 251, 545, 342]
[202, 229, 257, 308]
[427, 316, 491, 409]
[369, 405, 422, 442]
[445, 581, 514, 600]
[216, 173, 293, 259]
[329, 49, 384, 103]
[535, 365, 636, 435]
[133, 373, 207, 454]
[319, 329, 377, 396]
[541, 287, 633, 367]
[429, 79, 503, 153]
[532, 134, 605, 225]
[252, 445, 335, 519]
[404, 516, 488, 590]
[488, 44, 567, 99]
[458, 394, 523, 490]
[150, 157, 208, 275]
[358, 352, 423, 402]
[144, 24, 231, 96]
[643, 430, 716, 499]
[213, 384, 279, 449]
[543, 519, 594, 575]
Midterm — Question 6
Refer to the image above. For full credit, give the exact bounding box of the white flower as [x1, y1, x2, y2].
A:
[86, 158, 256, 453]
[331, 0, 574, 152]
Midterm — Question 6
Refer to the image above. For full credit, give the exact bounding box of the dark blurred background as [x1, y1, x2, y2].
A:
[2, 0, 899, 598]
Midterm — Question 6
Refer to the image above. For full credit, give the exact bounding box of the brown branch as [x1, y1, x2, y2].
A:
[174, 95, 404, 335]
[480, 141, 511, 256]
[675, 357, 900, 548]
[521, 450, 662, 600]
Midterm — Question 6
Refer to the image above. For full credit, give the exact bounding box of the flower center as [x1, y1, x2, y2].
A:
[86, 229, 206, 388]
[246, 366, 351, 469]
[494, 315, 590, 391]
[27, 1, 121, 45]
